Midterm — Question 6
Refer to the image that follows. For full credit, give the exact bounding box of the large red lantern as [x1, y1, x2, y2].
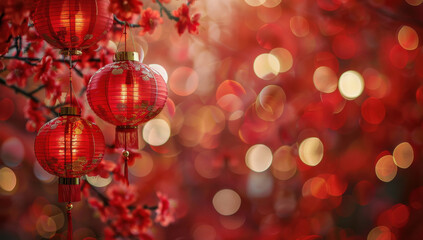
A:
[34, 106, 105, 202]
[34, 105, 105, 240]
[86, 51, 168, 182]
[32, 0, 113, 54]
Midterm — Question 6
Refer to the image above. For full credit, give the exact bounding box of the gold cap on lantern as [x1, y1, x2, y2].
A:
[58, 177, 80, 185]
[114, 51, 139, 62]
[59, 106, 81, 116]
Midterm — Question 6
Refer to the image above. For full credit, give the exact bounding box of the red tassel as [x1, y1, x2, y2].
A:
[124, 155, 129, 186]
[115, 126, 138, 149]
[58, 178, 81, 202]
[66, 203, 73, 240]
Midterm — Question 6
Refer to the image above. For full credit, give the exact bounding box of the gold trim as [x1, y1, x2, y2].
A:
[59, 177, 80, 185]
[59, 106, 81, 116]
[114, 52, 139, 62]
[59, 49, 82, 56]
[116, 125, 138, 129]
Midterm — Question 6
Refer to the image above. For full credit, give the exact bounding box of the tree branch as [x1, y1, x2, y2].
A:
[156, 0, 179, 21]
[113, 15, 141, 28]
[0, 77, 59, 116]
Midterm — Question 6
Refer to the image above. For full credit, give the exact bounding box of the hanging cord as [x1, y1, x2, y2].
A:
[66, 202, 73, 240]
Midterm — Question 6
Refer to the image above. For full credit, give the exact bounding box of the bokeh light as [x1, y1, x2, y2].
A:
[245, 144, 273, 172]
[86, 175, 112, 187]
[367, 226, 392, 240]
[290, 16, 310, 38]
[313, 66, 338, 93]
[263, 0, 282, 8]
[0, 167, 17, 193]
[253, 53, 280, 80]
[393, 142, 414, 169]
[149, 64, 168, 83]
[244, 0, 265, 7]
[143, 119, 171, 146]
[129, 151, 154, 177]
[270, 48, 293, 73]
[406, 0, 423, 6]
[33, 161, 55, 183]
[338, 70, 364, 100]
[398, 25, 419, 51]
[271, 145, 297, 180]
[299, 137, 324, 166]
[212, 189, 241, 216]
[216, 80, 246, 112]
[42, 204, 65, 230]
[1, 137, 24, 167]
[375, 155, 397, 182]
[169, 67, 199, 96]
[247, 172, 273, 198]
[255, 85, 286, 121]
[36, 215, 56, 239]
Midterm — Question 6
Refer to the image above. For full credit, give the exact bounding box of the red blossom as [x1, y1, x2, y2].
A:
[33, 56, 54, 83]
[173, 4, 200, 35]
[87, 197, 108, 222]
[155, 192, 175, 226]
[33, 56, 62, 103]
[139, 8, 163, 35]
[109, 0, 143, 21]
[106, 184, 137, 207]
[25, 29, 45, 59]
[23, 100, 46, 132]
[10, 17, 29, 37]
[0, 41, 11, 56]
[6, 60, 32, 87]
[87, 159, 117, 179]
[0, 20, 11, 44]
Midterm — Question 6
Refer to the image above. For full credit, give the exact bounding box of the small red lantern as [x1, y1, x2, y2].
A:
[32, 0, 113, 54]
[86, 51, 168, 182]
[34, 106, 105, 202]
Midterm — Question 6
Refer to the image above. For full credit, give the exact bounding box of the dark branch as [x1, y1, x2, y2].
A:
[113, 15, 141, 28]
[156, 0, 179, 21]
[0, 77, 59, 116]
[28, 84, 45, 95]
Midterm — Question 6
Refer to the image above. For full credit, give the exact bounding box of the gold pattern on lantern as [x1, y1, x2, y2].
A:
[74, 122, 84, 135]
[84, 34, 93, 40]
[112, 68, 124, 75]
[73, 156, 87, 172]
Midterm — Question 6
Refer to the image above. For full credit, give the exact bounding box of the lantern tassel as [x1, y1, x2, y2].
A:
[58, 178, 81, 202]
[66, 202, 73, 240]
[124, 156, 129, 186]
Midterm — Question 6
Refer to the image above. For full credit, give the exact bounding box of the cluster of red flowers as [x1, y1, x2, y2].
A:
[23, 99, 46, 132]
[173, 4, 200, 35]
[110, 0, 200, 35]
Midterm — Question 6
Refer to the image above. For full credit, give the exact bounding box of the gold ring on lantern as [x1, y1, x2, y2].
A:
[114, 51, 139, 62]
[59, 177, 80, 185]
[59, 106, 81, 116]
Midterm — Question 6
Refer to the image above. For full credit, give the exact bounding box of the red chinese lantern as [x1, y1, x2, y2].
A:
[86, 51, 168, 182]
[32, 0, 113, 55]
[34, 105, 105, 239]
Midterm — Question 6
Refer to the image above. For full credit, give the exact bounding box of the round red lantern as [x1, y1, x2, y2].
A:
[32, 0, 113, 54]
[34, 106, 105, 202]
[86, 51, 168, 182]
